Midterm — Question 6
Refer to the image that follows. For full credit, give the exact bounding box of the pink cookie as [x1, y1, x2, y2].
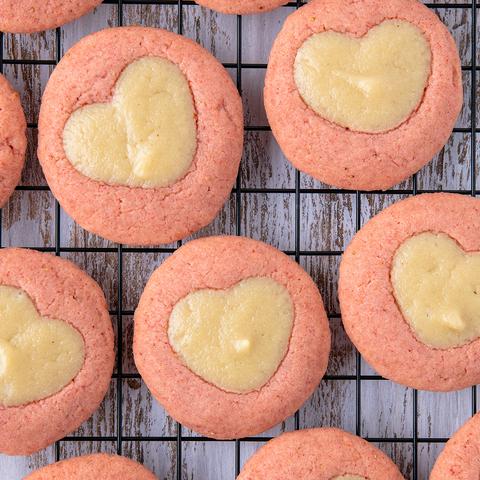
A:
[133, 236, 330, 439]
[25, 453, 157, 479]
[0, 1, 103, 33]
[264, 0, 462, 190]
[339, 193, 480, 391]
[430, 412, 480, 479]
[38, 27, 243, 245]
[0, 248, 114, 455]
[195, 0, 287, 14]
[0, 73, 26, 207]
[237, 428, 405, 479]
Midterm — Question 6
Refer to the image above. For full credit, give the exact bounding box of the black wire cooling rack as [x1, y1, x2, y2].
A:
[0, 0, 478, 478]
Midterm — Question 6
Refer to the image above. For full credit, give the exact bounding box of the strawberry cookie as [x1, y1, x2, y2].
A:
[237, 428, 405, 479]
[339, 193, 480, 391]
[0, 248, 114, 455]
[265, 0, 462, 190]
[25, 453, 157, 479]
[0, 1, 103, 33]
[38, 27, 243, 245]
[134, 236, 330, 439]
[195, 0, 287, 14]
[0, 74, 26, 207]
[430, 412, 480, 479]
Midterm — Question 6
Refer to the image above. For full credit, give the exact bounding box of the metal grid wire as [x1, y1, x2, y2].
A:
[0, 0, 478, 478]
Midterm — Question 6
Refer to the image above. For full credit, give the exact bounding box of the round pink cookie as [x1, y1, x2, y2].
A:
[133, 236, 330, 439]
[0, 1, 103, 33]
[339, 193, 480, 391]
[0, 74, 26, 208]
[195, 0, 287, 14]
[264, 0, 462, 191]
[430, 412, 480, 479]
[25, 453, 157, 479]
[38, 27, 243, 246]
[237, 428, 405, 479]
[0, 248, 114, 455]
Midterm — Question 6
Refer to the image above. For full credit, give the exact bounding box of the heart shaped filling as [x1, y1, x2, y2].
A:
[391, 233, 480, 349]
[0, 286, 85, 407]
[168, 277, 294, 393]
[63, 56, 197, 188]
[294, 20, 431, 133]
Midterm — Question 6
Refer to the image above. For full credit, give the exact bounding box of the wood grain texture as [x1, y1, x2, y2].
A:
[0, 1, 477, 479]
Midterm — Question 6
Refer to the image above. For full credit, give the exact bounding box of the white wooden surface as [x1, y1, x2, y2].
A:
[0, 1, 478, 479]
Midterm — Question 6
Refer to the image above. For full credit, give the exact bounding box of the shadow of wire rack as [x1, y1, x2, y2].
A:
[0, 0, 478, 478]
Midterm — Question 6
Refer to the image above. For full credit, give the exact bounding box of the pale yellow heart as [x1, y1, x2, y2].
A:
[168, 277, 294, 393]
[0, 285, 84, 407]
[294, 20, 431, 133]
[63, 56, 197, 188]
[391, 232, 480, 349]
